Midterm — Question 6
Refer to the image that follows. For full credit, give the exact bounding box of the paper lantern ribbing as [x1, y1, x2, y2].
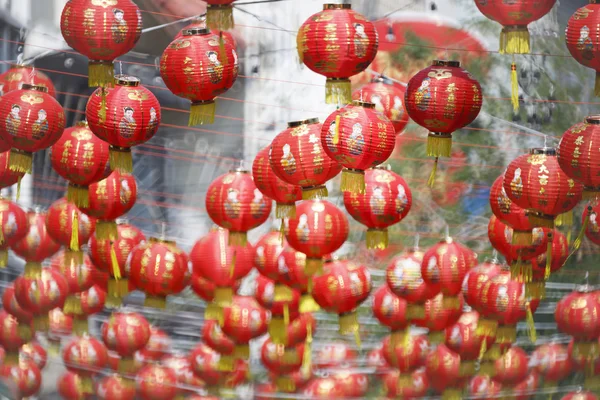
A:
[493, 346, 529, 385]
[62, 335, 108, 394]
[382, 333, 429, 373]
[221, 296, 269, 359]
[344, 167, 411, 249]
[352, 77, 409, 134]
[0, 198, 28, 267]
[253, 230, 287, 282]
[46, 198, 95, 264]
[413, 293, 464, 345]
[255, 275, 301, 344]
[404, 60, 482, 185]
[96, 374, 136, 400]
[136, 365, 179, 400]
[462, 260, 503, 309]
[490, 174, 535, 245]
[58, 372, 89, 400]
[50, 250, 96, 316]
[297, 4, 378, 104]
[161, 27, 238, 126]
[555, 290, 600, 361]
[101, 312, 150, 373]
[0, 84, 65, 173]
[425, 344, 465, 398]
[0, 65, 56, 98]
[372, 285, 410, 344]
[12, 211, 61, 271]
[60, 0, 143, 86]
[566, 2, 600, 96]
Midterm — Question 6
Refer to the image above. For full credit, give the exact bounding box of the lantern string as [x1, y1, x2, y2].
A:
[141, 14, 204, 34]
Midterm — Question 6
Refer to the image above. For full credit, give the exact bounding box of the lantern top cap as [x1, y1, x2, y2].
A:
[529, 147, 556, 156]
[21, 84, 48, 93]
[585, 116, 600, 125]
[75, 121, 88, 127]
[115, 75, 140, 87]
[182, 27, 210, 36]
[352, 100, 375, 109]
[432, 60, 460, 68]
[323, 4, 351, 10]
[288, 118, 320, 128]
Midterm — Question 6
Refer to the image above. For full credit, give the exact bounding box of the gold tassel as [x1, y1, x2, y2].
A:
[545, 232, 553, 279]
[274, 284, 293, 302]
[33, 315, 49, 332]
[283, 304, 289, 325]
[442, 389, 463, 400]
[366, 229, 388, 250]
[555, 211, 573, 227]
[428, 330, 445, 345]
[70, 210, 79, 251]
[525, 281, 546, 300]
[205, 302, 224, 326]
[234, 344, 250, 359]
[276, 377, 296, 393]
[214, 287, 233, 307]
[333, 114, 341, 145]
[428, 157, 439, 188]
[228, 231, 247, 247]
[442, 295, 461, 310]
[499, 27, 530, 54]
[476, 318, 498, 337]
[406, 303, 425, 319]
[88, 61, 114, 87]
[219, 32, 228, 67]
[64, 249, 84, 266]
[339, 311, 361, 348]
[340, 169, 365, 194]
[426, 133, 452, 158]
[526, 303, 537, 343]
[478, 337, 488, 361]
[268, 317, 287, 345]
[3, 352, 19, 366]
[496, 324, 517, 344]
[229, 249, 237, 278]
[302, 185, 328, 200]
[325, 78, 352, 105]
[109, 147, 133, 173]
[144, 295, 167, 309]
[276, 203, 296, 219]
[0, 249, 7, 268]
[64, 295, 83, 316]
[217, 354, 234, 372]
[118, 357, 136, 374]
[305, 257, 323, 276]
[206, 5, 234, 31]
[99, 87, 107, 124]
[512, 230, 533, 246]
[189, 100, 216, 126]
[567, 230, 572, 246]
[511, 62, 519, 112]
[300, 293, 320, 313]
[95, 220, 118, 241]
[8, 149, 32, 174]
[16, 177, 21, 200]
[575, 206, 592, 250]
[108, 246, 120, 281]
[73, 318, 89, 336]
[596, 71, 600, 97]
[24, 262, 42, 278]
[301, 325, 312, 375]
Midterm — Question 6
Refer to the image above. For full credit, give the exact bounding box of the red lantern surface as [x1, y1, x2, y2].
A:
[404, 60, 482, 166]
[0, 359, 41, 398]
[205, 169, 272, 245]
[285, 200, 349, 275]
[297, 4, 378, 104]
[0, 66, 56, 98]
[79, 284, 106, 316]
[332, 370, 368, 398]
[255, 274, 301, 345]
[302, 378, 346, 399]
[314, 342, 357, 369]
[79, 170, 137, 240]
[343, 167, 411, 249]
[567, 3, 600, 96]
[321, 101, 396, 193]
[382, 368, 429, 399]
[425, 344, 466, 396]
[382, 334, 429, 373]
[372, 284, 409, 340]
[253, 146, 302, 218]
[161, 354, 206, 393]
[46, 198, 95, 257]
[3, 285, 33, 325]
[0, 84, 65, 173]
[12, 211, 61, 269]
[136, 327, 170, 363]
[277, 246, 312, 296]
[285, 312, 317, 348]
[60, 0, 143, 86]
[0, 151, 24, 190]
[102, 311, 150, 373]
[462, 259, 503, 309]
[160, 27, 238, 126]
[253, 230, 287, 281]
[270, 118, 342, 200]
[562, 392, 598, 400]
[20, 342, 47, 370]
[413, 293, 464, 344]
[48, 308, 73, 341]
[446, 311, 495, 362]
[353, 77, 409, 134]
[366, 345, 388, 376]
[136, 365, 179, 400]
[261, 340, 305, 391]
[493, 346, 529, 385]
[531, 343, 571, 384]
[585, 202, 600, 246]
[86, 75, 160, 172]
[468, 374, 502, 399]
[128, 238, 188, 308]
[556, 290, 600, 358]
[58, 371, 88, 400]
[490, 174, 536, 245]
[0, 311, 33, 359]
[202, 319, 235, 367]
[0, 198, 28, 266]
[221, 296, 269, 359]
[50, 250, 96, 295]
[503, 148, 583, 229]
[63, 335, 108, 376]
[97, 374, 136, 400]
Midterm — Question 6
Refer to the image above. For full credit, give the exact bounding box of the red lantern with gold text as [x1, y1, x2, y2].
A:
[333, 370, 369, 398]
[285, 199, 349, 275]
[101, 311, 150, 374]
[161, 354, 206, 394]
[12, 210, 61, 271]
[302, 378, 346, 399]
[136, 365, 179, 400]
[136, 327, 170, 365]
[531, 343, 572, 386]
[404, 60, 482, 185]
[413, 293, 464, 344]
[0, 84, 65, 173]
[128, 238, 188, 308]
[206, 169, 272, 246]
[62, 334, 108, 395]
[48, 308, 73, 349]
[0, 311, 33, 364]
[353, 77, 409, 134]
[372, 284, 410, 345]
[46, 198, 95, 264]
[0, 66, 56, 98]
[270, 118, 342, 200]
[343, 166, 411, 249]
[20, 342, 47, 370]
[58, 371, 88, 400]
[277, 246, 321, 312]
[314, 342, 357, 369]
[468, 374, 502, 398]
[0, 198, 28, 267]
[0, 359, 41, 398]
[50, 250, 96, 317]
[321, 101, 396, 193]
[490, 174, 536, 245]
[255, 274, 300, 345]
[161, 27, 238, 126]
[297, 4, 378, 105]
[60, 0, 143, 86]
[462, 259, 503, 309]
[446, 311, 495, 367]
[97, 374, 136, 400]
[189, 343, 248, 389]
[2, 286, 33, 339]
[425, 344, 467, 398]
[253, 230, 287, 281]
[566, 4, 600, 96]
[76, 284, 106, 334]
[202, 319, 236, 371]
[493, 346, 529, 384]
[382, 368, 429, 400]
[261, 339, 305, 392]
[382, 334, 429, 373]
[221, 295, 269, 359]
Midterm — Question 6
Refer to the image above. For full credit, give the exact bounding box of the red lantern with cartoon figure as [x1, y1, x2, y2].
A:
[353, 77, 409, 134]
[50, 250, 97, 317]
[0, 311, 33, 363]
[566, 3, 600, 96]
[462, 259, 503, 309]
[0, 65, 56, 98]
[555, 290, 600, 360]
[2, 285, 33, 336]
[0, 198, 28, 267]
[490, 175, 536, 245]
[446, 311, 495, 366]
[261, 339, 305, 392]
[62, 334, 108, 395]
[20, 342, 47, 370]
[205, 0, 236, 31]
[493, 346, 529, 385]
[372, 284, 410, 344]
[531, 343, 572, 385]
[413, 293, 464, 344]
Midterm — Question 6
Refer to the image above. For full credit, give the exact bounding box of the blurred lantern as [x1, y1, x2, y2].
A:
[302, 378, 346, 399]
[136, 365, 179, 400]
[0, 151, 25, 193]
[382, 334, 429, 375]
[128, 238, 189, 308]
[2, 286, 33, 338]
[461, 258, 503, 309]
[567, 3, 600, 96]
[531, 343, 572, 386]
[344, 166, 411, 249]
[136, 327, 170, 364]
[86, 75, 161, 172]
[254, 382, 278, 400]
[0, 65, 56, 98]
[161, 354, 206, 394]
[12, 210, 61, 274]
[62, 334, 108, 394]
[413, 293, 464, 344]
[221, 295, 269, 359]
[205, 169, 272, 246]
[372, 284, 410, 345]
[46, 198, 95, 265]
[20, 342, 47, 370]
[0, 358, 41, 398]
[352, 76, 409, 134]
[490, 175, 536, 245]
[446, 311, 495, 367]
[562, 392, 598, 400]
[297, 4, 378, 104]
[285, 199, 349, 275]
[253, 145, 302, 218]
[468, 374, 502, 399]
[284, 312, 317, 348]
[89, 221, 145, 305]
[382, 368, 429, 399]
[97, 374, 136, 400]
[60, 0, 142, 86]
[50, 250, 96, 317]
[321, 101, 396, 193]
[0, 198, 28, 266]
[101, 311, 150, 374]
[529, 230, 569, 299]
[314, 342, 357, 369]
[261, 339, 305, 392]
[332, 370, 368, 398]
[0, 311, 33, 364]
[48, 308, 73, 351]
[189, 343, 248, 390]
[50, 121, 110, 207]
[78, 285, 106, 329]
[190, 273, 241, 304]
[0, 84, 65, 173]
[253, 230, 287, 281]
[425, 344, 468, 398]
[205, 0, 236, 30]
[79, 170, 137, 240]
[492, 346, 529, 384]
[312, 260, 372, 344]
[58, 371, 88, 400]
[277, 246, 320, 312]
[161, 27, 238, 125]
[512, 370, 540, 400]
[268, 368, 312, 393]
[255, 274, 301, 345]
[202, 319, 236, 371]
[404, 60, 482, 185]
[270, 118, 341, 200]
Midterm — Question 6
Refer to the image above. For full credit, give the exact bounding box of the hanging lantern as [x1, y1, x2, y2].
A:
[285, 199, 349, 275]
[413, 293, 464, 344]
[277, 246, 320, 313]
[0, 84, 65, 173]
[20, 342, 47, 370]
[512, 371, 541, 399]
[161, 354, 206, 394]
[62, 334, 108, 394]
[0, 198, 28, 267]
[297, 4, 378, 104]
[221, 295, 269, 359]
[57, 371, 89, 400]
[529, 230, 569, 298]
[404, 60, 482, 185]
[382, 368, 429, 400]
[2, 286, 33, 339]
[425, 344, 468, 399]
[48, 308, 73, 350]
[285, 312, 317, 348]
[344, 166, 411, 249]
[136, 327, 170, 365]
[468, 374, 502, 398]
[314, 342, 357, 369]
[0, 65, 56, 98]
[302, 378, 346, 399]
[161, 27, 238, 126]
[253, 230, 287, 281]
[382, 334, 429, 374]
[252, 146, 302, 218]
[261, 339, 305, 392]
[50, 121, 110, 207]
[136, 365, 179, 400]
[86, 75, 161, 172]
[50, 250, 97, 317]
[504, 148, 583, 229]
[189, 343, 248, 390]
[0, 311, 33, 364]
[0, 358, 41, 398]
[270, 118, 342, 200]
[0, 151, 24, 193]
[60, 0, 143, 86]
[78, 285, 106, 332]
[567, 3, 600, 96]
[490, 175, 536, 245]
[97, 374, 136, 400]
[531, 343, 572, 386]
[372, 284, 410, 345]
[255, 274, 301, 345]
[127, 238, 189, 309]
[492, 346, 529, 384]
[46, 198, 95, 265]
[101, 311, 150, 374]
[331, 370, 368, 398]
[461, 259, 503, 309]
[446, 311, 495, 369]
[206, 169, 272, 246]
[205, 0, 236, 31]
[321, 101, 396, 193]
[202, 319, 236, 371]
[79, 170, 137, 240]
[353, 76, 409, 134]
[11, 210, 61, 274]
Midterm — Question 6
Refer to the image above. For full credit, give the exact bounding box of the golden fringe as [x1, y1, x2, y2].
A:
[545, 232, 553, 279]
[276, 377, 296, 393]
[299, 294, 320, 313]
[107, 278, 129, 299]
[302, 185, 328, 200]
[390, 329, 408, 350]
[339, 311, 361, 348]
[499, 27, 530, 54]
[276, 203, 296, 219]
[510, 259, 532, 283]
[511, 62, 519, 112]
[206, 5, 234, 31]
[512, 230, 533, 246]
[526, 303, 537, 344]
[0, 249, 8, 268]
[366, 229, 388, 250]
[205, 303, 224, 326]
[333, 114, 341, 146]
[234, 344, 250, 359]
[214, 287, 233, 306]
[63, 295, 83, 316]
[118, 357, 136, 374]
[479, 362, 496, 377]
[301, 325, 312, 375]
[304, 257, 323, 276]
[428, 330, 445, 345]
[33, 315, 49, 332]
[268, 317, 288, 345]
[496, 324, 517, 343]
[67, 184, 89, 208]
[217, 355, 235, 372]
[575, 209, 591, 250]
[527, 213, 554, 229]
[442, 295, 462, 310]
[428, 157, 439, 187]
[8, 149, 32, 174]
[70, 211, 79, 251]
[426, 133, 452, 158]
[478, 337, 487, 361]
[109, 147, 133, 173]
[64, 249, 84, 266]
[24, 262, 42, 278]
[341, 169, 365, 194]
[144, 295, 167, 309]
[189, 100, 216, 126]
[476, 318, 498, 337]
[228, 231, 247, 247]
[442, 389, 463, 400]
[406, 303, 425, 320]
[110, 247, 121, 280]
[88, 61, 114, 87]
[325, 78, 352, 105]
[73, 318, 89, 336]
[95, 220, 118, 241]
[555, 211, 573, 227]
[3, 352, 19, 366]
[274, 284, 293, 302]
[17, 325, 32, 342]
[105, 295, 122, 308]
[525, 281, 546, 300]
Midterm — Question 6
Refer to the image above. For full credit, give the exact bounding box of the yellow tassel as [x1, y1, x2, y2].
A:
[109, 146, 133, 173]
[205, 303, 224, 326]
[275, 203, 296, 219]
[88, 61, 114, 87]
[299, 293, 320, 313]
[64, 294, 83, 316]
[325, 78, 352, 105]
[304, 257, 323, 276]
[96, 220, 118, 241]
[476, 318, 498, 337]
[442, 295, 462, 310]
[284, 304, 290, 325]
[499, 27, 530, 54]
[206, 5, 234, 31]
[189, 100, 216, 126]
[229, 249, 237, 278]
[214, 287, 233, 307]
[545, 232, 553, 279]
[301, 325, 312, 375]
[297, 32, 305, 64]
[512, 230, 533, 246]
[366, 229, 388, 250]
[428, 157, 439, 188]
[144, 295, 167, 309]
[70, 210, 79, 251]
[276, 377, 296, 393]
[0, 249, 8, 268]
[67, 184, 89, 208]
[219, 32, 228, 67]
[574, 206, 592, 250]
[228, 231, 247, 247]
[596, 72, 600, 97]
[333, 115, 341, 145]
[555, 211, 573, 227]
[16, 176, 21, 200]
[217, 355, 234, 372]
[110, 245, 121, 280]
[478, 336, 487, 361]
[527, 212, 555, 229]
[301, 185, 328, 200]
[341, 169, 365, 194]
[99, 88, 107, 124]
[511, 62, 519, 112]
[426, 133, 452, 158]
[8, 149, 32, 174]
[339, 312, 361, 348]
[428, 330, 445, 345]
[526, 303, 537, 344]
[567, 230, 572, 246]
[274, 284, 293, 302]
[24, 262, 42, 278]
[73, 318, 89, 336]
[268, 317, 287, 345]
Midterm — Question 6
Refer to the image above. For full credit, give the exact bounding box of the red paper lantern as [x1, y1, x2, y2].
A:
[0, 151, 24, 190]
[302, 378, 346, 399]
[277, 246, 314, 302]
[48, 308, 73, 343]
[60, 0, 143, 86]
[567, 3, 600, 95]
[490, 174, 536, 245]
[189, 343, 248, 388]
[0, 84, 65, 173]
[382, 334, 429, 373]
[413, 293, 464, 344]
[529, 230, 569, 298]
[562, 392, 598, 400]
[86, 75, 160, 172]
[285, 199, 349, 275]
[162, 354, 206, 393]
[202, 319, 236, 371]
[2, 285, 33, 327]
[46, 198, 95, 261]
[128, 238, 189, 308]
[205, 169, 272, 245]
[353, 77, 409, 134]
[79, 284, 106, 317]
[0, 359, 41, 398]
[446, 311, 495, 363]
[50, 121, 110, 207]
[253, 146, 302, 218]
[493, 346, 529, 385]
[512, 371, 541, 400]
[20, 342, 47, 370]
[161, 27, 238, 125]
[425, 344, 467, 397]
[462, 259, 503, 309]
[79, 170, 137, 240]
[270, 118, 342, 200]
[102, 311, 150, 373]
[12, 210, 61, 270]
[382, 368, 429, 399]
[285, 312, 317, 348]
[62, 334, 108, 394]
[321, 101, 396, 193]
[372, 284, 410, 341]
[531, 343, 571, 384]
[0, 198, 28, 266]
[504, 148, 583, 229]
[343, 167, 411, 249]
[261, 340, 305, 392]
[297, 4, 378, 104]
[221, 295, 269, 359]
[58, 371, 88, 400]
[332, 370, 368, 398]
[97, 374, 136, 400]
[253, 230, 287, 281]
[468, 374, 502, 398]
[136, 365, 179, 400]
[0, 311, 33, 361]
[255, 274, 301, 345]
[555, 290, 600, 360]
[50, 250, 97, 317]
[404, 60, 482, 179]
[0, 65, 56, 98]
[314, 342, 357, 369]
